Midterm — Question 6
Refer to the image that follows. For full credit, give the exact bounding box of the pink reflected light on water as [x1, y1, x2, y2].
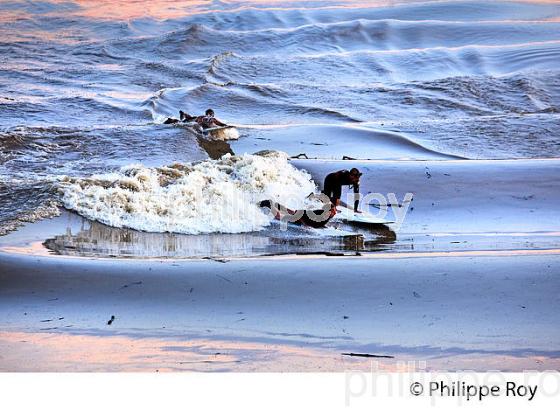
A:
[1, 0, 439, 22]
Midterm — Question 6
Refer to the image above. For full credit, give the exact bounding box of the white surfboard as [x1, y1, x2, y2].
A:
[175, 122, 238, 140]
[173, 122, 232, 132]
[202, 125, 239, 141]
[332, 207, 394, 225]
[201, 125, 235, 133]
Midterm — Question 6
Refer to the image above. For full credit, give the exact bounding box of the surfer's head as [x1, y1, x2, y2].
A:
[205, 109, 215, 117]
[349, 168, 362, 183]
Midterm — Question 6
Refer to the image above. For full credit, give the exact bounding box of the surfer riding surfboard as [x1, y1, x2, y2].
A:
[164, 108, 228, 129]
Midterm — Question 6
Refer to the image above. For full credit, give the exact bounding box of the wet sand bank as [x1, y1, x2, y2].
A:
[1, 251, 559, 372]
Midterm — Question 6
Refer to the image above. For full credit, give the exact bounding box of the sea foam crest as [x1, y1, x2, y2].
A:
[58, 152, 317, 234]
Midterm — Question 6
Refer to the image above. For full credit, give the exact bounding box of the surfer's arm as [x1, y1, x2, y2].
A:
[353, 182, 361, 213]
[213, 119, 227, 127]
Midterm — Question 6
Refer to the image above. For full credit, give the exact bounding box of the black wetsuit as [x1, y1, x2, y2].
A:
[164, 114, 224, 129]
[322, 170, 360, 211]
[163, 112, 197, 125]
[258, 200, 333, 228]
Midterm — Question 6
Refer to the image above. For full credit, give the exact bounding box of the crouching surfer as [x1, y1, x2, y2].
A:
[164, 108, 227, 129]
[259, 197, 337, 228]
[322, 168, 363, 213]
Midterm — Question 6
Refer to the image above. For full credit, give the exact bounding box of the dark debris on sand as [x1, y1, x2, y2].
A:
[342, 353, 394, 359]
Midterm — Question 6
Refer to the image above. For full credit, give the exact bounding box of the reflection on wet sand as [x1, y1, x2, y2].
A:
[42, 213, 395, 259]
[0, 330, 368, 372]
[2, 330, 557, 372]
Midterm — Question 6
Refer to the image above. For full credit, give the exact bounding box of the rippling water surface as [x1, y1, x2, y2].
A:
[1, 0, 559, 235]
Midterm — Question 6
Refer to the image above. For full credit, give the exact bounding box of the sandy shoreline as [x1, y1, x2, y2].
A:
[1, 250, 559, 371]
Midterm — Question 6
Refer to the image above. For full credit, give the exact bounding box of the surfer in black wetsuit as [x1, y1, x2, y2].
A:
[259, 199, 337, 228]
[164, 108, 227, 129]
[322, 168, 363, 213]
[258, 168, 363, 228]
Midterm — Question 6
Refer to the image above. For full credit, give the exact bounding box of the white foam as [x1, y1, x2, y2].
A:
[58, 152, 318, 234]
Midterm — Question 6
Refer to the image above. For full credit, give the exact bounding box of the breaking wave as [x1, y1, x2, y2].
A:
[58, 152, 318, 234]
